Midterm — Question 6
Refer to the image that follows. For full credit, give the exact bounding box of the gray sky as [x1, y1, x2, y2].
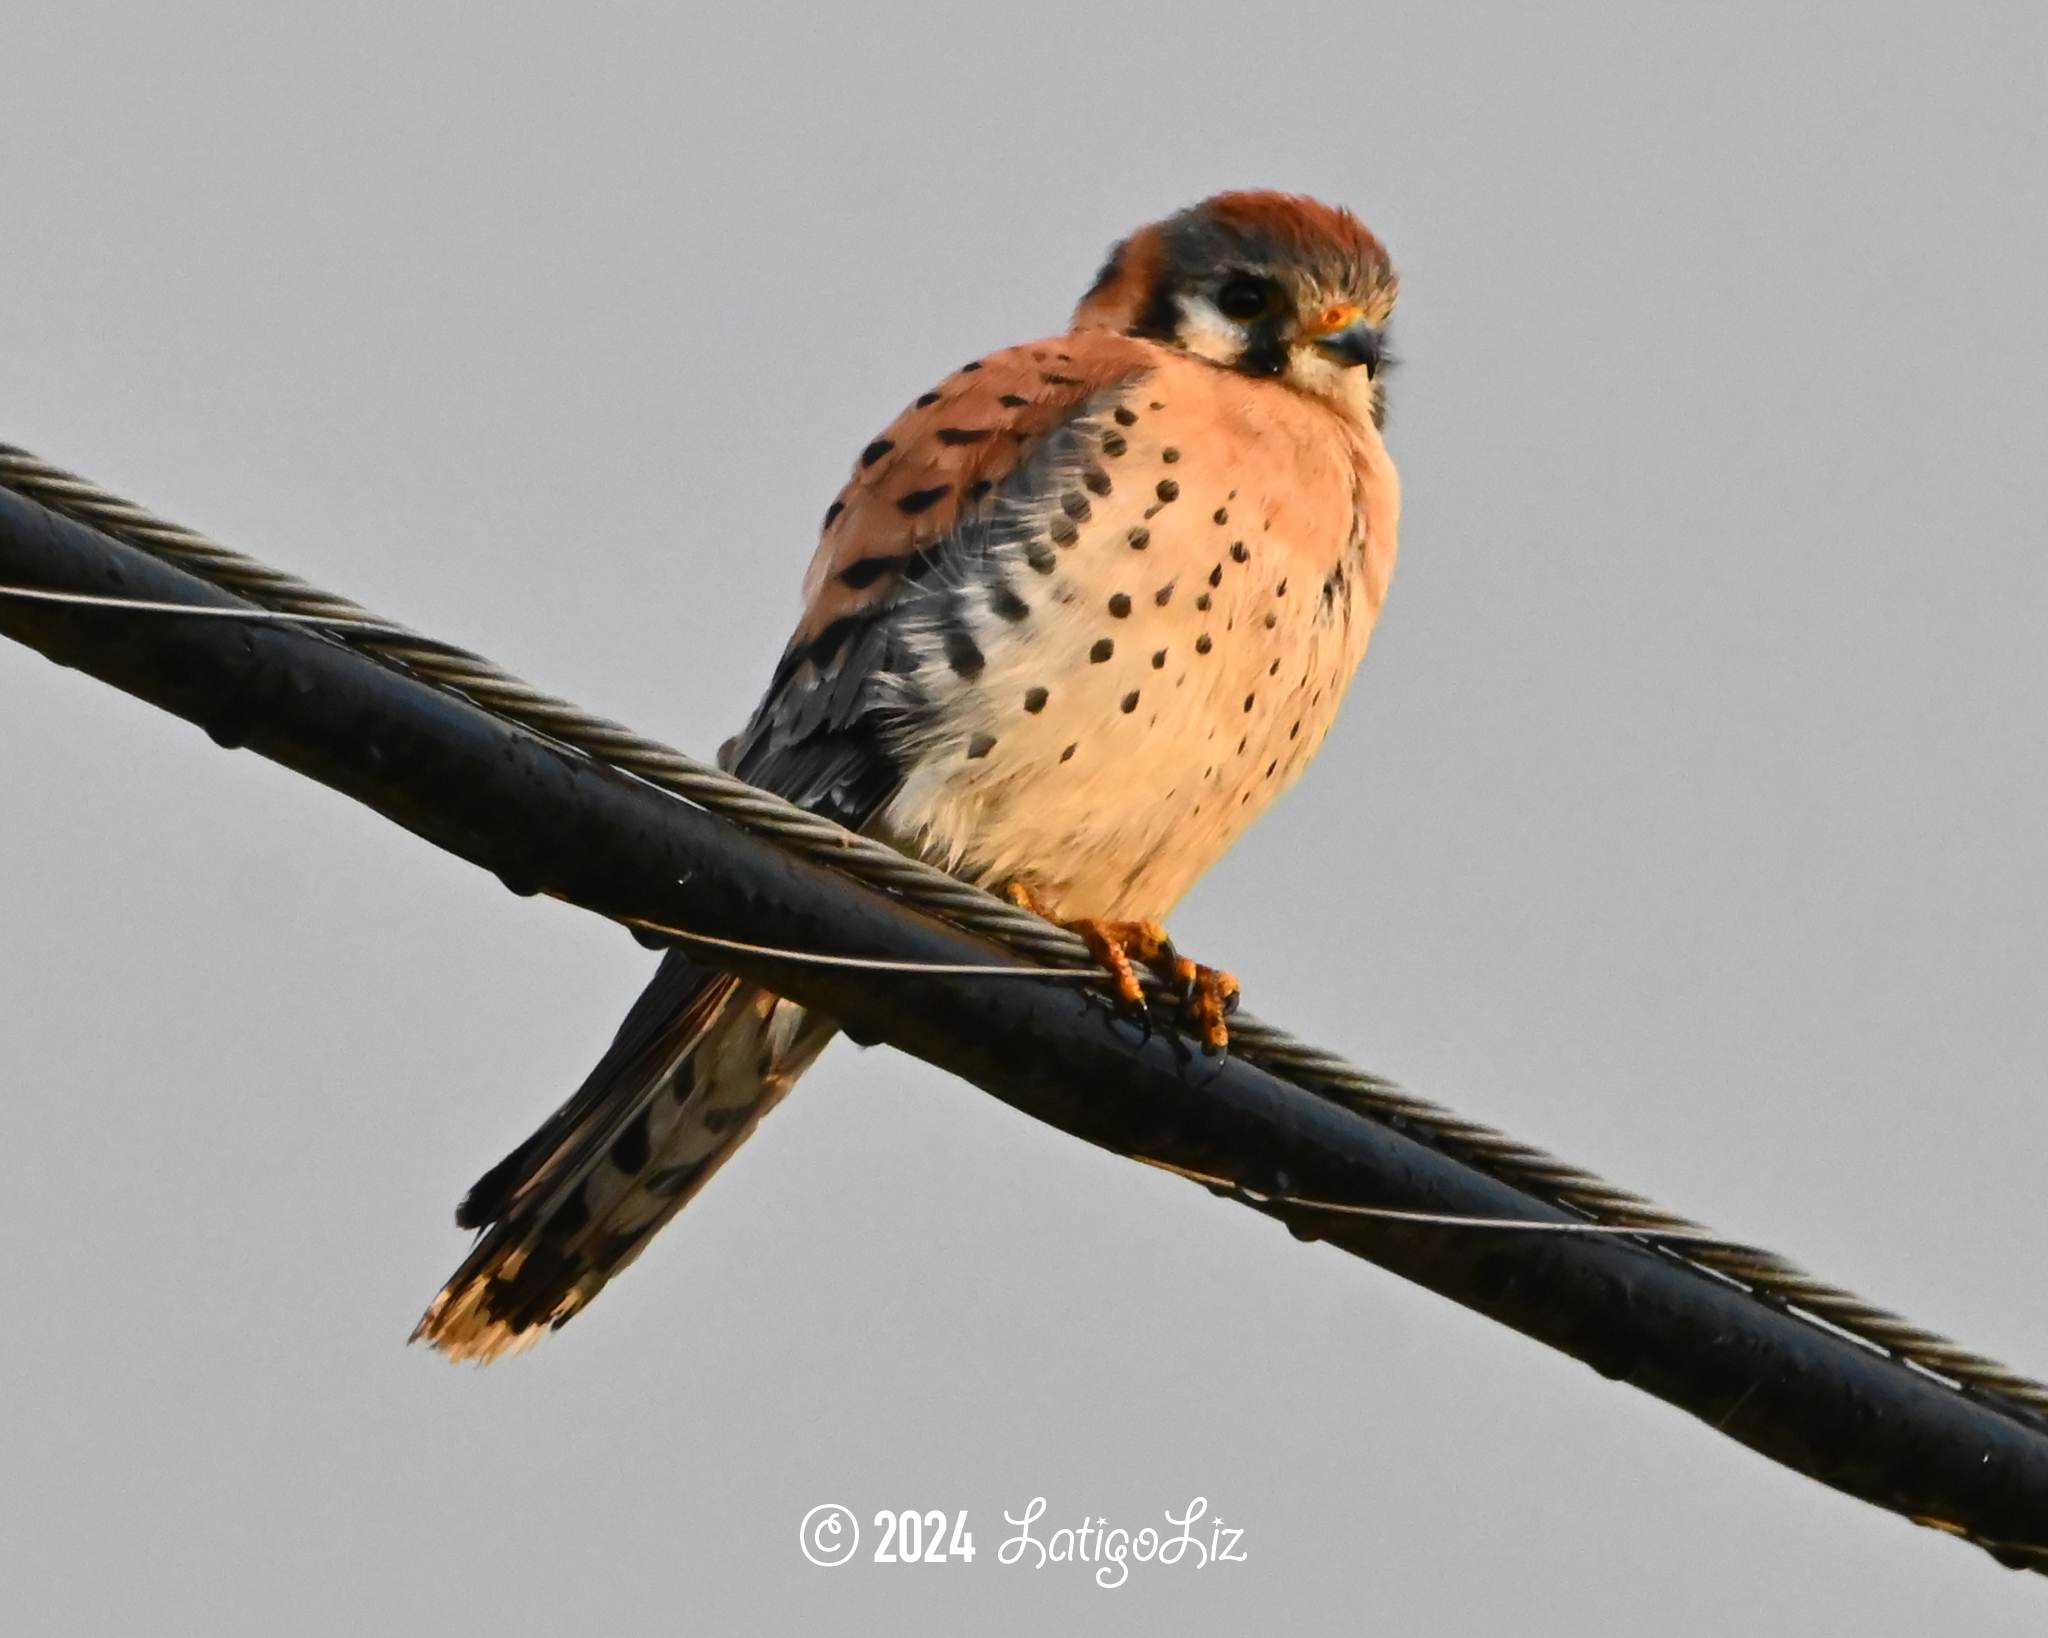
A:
[4, 2, 2046, 1632]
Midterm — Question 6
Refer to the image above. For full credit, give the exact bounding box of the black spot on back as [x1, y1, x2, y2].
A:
[899, 485, 952, 515]
[838, 556, 901, 591]
[916, 391, 941, 407]
[823, 499, 845, 529]
[862, 439, 895, 468]
[1000, 393, 1029, 407]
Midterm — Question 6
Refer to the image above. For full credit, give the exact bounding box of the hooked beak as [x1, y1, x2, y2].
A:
[1310, 313, 1384, 377]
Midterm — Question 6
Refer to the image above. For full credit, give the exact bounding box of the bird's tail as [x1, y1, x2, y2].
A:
[414, 952, 836, 1363]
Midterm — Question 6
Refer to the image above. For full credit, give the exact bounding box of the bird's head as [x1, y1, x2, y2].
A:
[1073, 190, 1398, 426]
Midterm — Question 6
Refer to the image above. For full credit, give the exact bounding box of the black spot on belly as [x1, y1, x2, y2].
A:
[1042, 372, 1081, 385]
[966, 733, 997, 759]
[1244, 694, 1256, 712]
[1062, 491, 1092, 522]
[862, 439, 895, 467]
[1108, 594, 1131, 618]
[1151, 649, 1167, 668]
[1264, 612, 1277, 628]
[1269, 658, 1280, 674]
[1084, 467, 1112, 496]
[1049, 517, 1079, 547]
[1155, 581, 1175, 605]
[1102, 430, 1128, 456]
[1161, 447, 1181, 463]
[1156, 479, 1180, 502]
[937, 427, 992, 445]
[1060, 743, 1077, 762]
[1127, 526, 1150, 550]
[1121, 691, 1140, 713]
[1025, 542, 1058, 573]
[1024, 687, 1049, 713]
[989, 585, 1030, 622]
[1195, 634, 1213, 654]
[1195, 593, 1211, 611]
[1209, 564, 1224, 586]
[823, 499, 845, 529]
[1090, 638, 1115, 663]
[1230, 541, 1248, 562]
[899, 484, 952, 515]
[1113, 406, 1138, 426]
[946, 631, 986, 676]
[1290, 720, 1301, 739]
[1000, 393, 1028, 407]
[1149, 400, 1165, 410]
[966, 479, 994, 499]
[1213, 507, 1229, 525]
[1276, 579, 1288, 596]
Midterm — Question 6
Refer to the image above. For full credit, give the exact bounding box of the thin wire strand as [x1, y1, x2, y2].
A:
[0, 582, 410, 633]
[4, 440, 2044, 1426]
[1138, 1157, 1750, 1244]
[622, 918, 1111, 979]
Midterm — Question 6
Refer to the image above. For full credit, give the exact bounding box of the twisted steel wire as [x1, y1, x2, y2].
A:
[4, 439, 2043, 1421]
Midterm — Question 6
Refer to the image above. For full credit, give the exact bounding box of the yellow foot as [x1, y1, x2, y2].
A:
[1004, 883, 1241, 1052]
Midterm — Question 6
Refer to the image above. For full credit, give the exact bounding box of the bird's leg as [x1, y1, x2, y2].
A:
[1003, 883, 1241, 1052]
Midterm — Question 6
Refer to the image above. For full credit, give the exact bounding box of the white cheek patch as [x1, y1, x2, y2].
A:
[1173, 293, 1249, 366]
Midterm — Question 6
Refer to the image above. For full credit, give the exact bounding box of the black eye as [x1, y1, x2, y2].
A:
[1215, 276, 1273, 321]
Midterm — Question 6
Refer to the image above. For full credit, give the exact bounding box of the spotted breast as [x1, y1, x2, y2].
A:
[773, 336, 1397, 921]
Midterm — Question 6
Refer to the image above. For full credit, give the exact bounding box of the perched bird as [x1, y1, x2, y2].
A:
[417, 190, 1402, 1362]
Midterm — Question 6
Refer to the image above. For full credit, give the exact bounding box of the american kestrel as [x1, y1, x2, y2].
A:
[418, 190, 1401, 1361]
